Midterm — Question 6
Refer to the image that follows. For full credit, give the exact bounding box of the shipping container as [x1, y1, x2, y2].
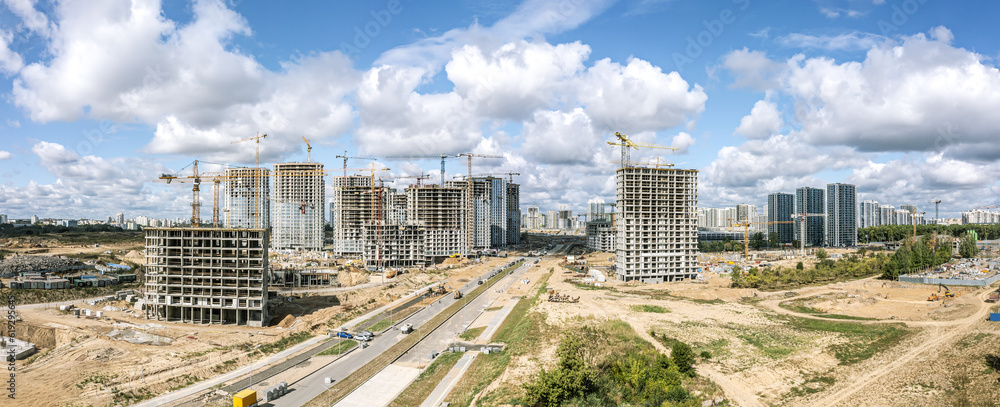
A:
[233, 389, 257, 407]
[990, 313, 1000, 322]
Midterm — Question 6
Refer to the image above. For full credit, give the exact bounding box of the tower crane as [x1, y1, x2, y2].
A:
[458, 153, 504, 255]
[302, 136, 313, 162]
[158, 160, 204, 227]
[791, 213, 827, 257]
[929, 199, 942, 235]
[726, 220, 795, 262]
[606, 131, 677, 167]
[335, 151, 378, 180]
[385, 154, 460, 186]
[231, 132, 267, 227]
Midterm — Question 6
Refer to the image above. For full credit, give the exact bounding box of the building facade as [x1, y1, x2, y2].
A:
[768, 192, 795, 244]
[225, 167, 270, 229]
[615, 167, 698, 283]
[271, 162, 325, 251]
[826, 183, 857, 247]
[144, 228, 269, 326]
[795, 187, 825, 247]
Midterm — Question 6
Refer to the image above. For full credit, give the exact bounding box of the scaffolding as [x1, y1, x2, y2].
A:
[143, 227, 270, 327]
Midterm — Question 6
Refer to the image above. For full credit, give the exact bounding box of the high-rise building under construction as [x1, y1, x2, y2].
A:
[271, 162, 325, 251]
[225, 167, 270, 229]
[615, 167, 698, 283]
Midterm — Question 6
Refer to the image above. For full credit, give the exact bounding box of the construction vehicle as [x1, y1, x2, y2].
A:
[928, 293, 941, 302]
[939, 283, 955, 298]
[986, 290, 999, 303]
[454, 290, 463, 300]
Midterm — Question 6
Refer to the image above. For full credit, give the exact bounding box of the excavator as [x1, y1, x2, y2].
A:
[928, 283, 955, 301]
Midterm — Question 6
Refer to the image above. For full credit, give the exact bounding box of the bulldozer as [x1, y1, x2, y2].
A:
[928, 293, 941, 301]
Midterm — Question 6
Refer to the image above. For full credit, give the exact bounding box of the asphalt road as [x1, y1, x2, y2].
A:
[270, 258, 533, 407]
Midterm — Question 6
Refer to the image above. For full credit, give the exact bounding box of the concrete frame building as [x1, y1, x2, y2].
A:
[795, 187, 825, 247]
[586, 219, 616, 252]
[587, 198, 606, 222]
[143, 228, 269, 326]
[405, 185, 468, 259]
[859, 200, 881, 229]
[271, 162, 325, 251]
[615, 167, 699, 283]
[525, 206, 540, 230]
[768, 193, 795, 244]
[507, 183, 521, 245]
[331, 175, 375, 256]
[362, 223, 424, 269]
[446, 177, 515, 250]
[826, 183, 857, 247]
[225, 167, 270, 229]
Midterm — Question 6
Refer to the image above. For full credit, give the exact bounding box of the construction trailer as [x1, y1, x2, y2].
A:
[143, 227, 270, 327]
[615, 167, 699, 283]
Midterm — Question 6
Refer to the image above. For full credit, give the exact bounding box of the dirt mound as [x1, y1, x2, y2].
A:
[277, 314, 296, 328]
[123, 250, 145, 265]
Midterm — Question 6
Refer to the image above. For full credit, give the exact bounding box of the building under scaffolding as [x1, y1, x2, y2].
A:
[143, 227, 269, 326]
[225, 167, 270, 229]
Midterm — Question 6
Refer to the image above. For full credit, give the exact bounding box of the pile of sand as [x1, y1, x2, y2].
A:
[277, 314, 296, 328]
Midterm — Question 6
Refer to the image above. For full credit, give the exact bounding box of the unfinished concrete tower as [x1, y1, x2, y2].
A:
[143, 227, 269, 326]
[225, 167, 270, 229]
[615, 167, 698, 283]
[406, 185, 467, 260]
[331, 175, 374, 256]
[272, 162, 325, 251]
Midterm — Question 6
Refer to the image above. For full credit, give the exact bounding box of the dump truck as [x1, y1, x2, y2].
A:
[454, 290, 463, 300]
[233, 389, 258, 407]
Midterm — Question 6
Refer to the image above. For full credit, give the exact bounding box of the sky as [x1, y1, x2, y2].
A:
[1, 0, 999, 221]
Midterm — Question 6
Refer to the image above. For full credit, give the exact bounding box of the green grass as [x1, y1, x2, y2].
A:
[779, 301, 878, 321]
[691, 338, 730, 359]
[317, 339, 357, 356]
[782, 316, 911, 365]
[737, 331, 797, 359]
[630, 304, 670, 313]
[387, 351, 464, 407]
[460, 326, 487, 341]
[569, 281, 610, 291]
[369, 318, 392, 332]
[258, 331, 312, 355]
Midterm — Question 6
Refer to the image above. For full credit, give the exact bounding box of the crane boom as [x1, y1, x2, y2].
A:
[607, 131, 678, 167]
[302, 136, 313, 162]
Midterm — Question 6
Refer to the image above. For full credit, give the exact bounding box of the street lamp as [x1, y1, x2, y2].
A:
[322, 377, 339, 407]
[245, 340, 261, 391]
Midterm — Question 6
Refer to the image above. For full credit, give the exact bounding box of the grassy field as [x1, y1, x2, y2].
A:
[460, 326, 486, 341]
[387, 351, 464, 407]
[317, 339, 357, 356]
[630, 304, 670, 313]
[779, 300, 879, 321]
[782, 316, 912, 365]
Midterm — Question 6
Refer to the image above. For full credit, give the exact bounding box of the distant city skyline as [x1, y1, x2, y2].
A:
[2, 2, 1000, 220]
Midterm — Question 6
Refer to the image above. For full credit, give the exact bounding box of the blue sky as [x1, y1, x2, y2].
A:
[1, 0, 999, 221]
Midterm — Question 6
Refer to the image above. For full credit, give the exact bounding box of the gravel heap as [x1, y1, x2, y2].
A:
[0, 255, 78, 277]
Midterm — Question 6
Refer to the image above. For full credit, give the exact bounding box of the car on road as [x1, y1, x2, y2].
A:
[335, 331, 353, 339]
[360, 330, 374, 337]
[355, 333, 371, 342]
[400, 323, 414, 334]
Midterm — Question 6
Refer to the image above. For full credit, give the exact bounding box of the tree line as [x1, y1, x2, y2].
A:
[858, 223, 1000, 243]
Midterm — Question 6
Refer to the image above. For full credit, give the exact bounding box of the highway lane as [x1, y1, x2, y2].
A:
[271, 258, 533, 407]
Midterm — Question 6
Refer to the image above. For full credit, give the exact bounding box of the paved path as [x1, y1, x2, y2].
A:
[334, 364, 421, 407]
[419, 352, 478, 407]
[476, 297, 518, 343]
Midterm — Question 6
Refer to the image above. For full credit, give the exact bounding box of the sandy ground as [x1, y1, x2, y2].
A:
[10, 256, 516, 407]
[477, 253, 1000, 407]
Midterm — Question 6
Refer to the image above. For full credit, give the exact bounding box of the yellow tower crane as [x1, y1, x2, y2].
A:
[231, 132, 267, 227]
[606, 131, 678, 167]
[727, 219, 796, 262]
[302, 136, 313, 162]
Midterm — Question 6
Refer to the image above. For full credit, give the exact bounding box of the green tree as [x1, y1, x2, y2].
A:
[959, 234, 979, 258]
[523, 334, 594, 407]
[796, 261, 804, 271]
[750, 232, 766, 250]
[671, 341, 696, 377]
[816, 248, 828, 260]
[768, 232, 779, 248]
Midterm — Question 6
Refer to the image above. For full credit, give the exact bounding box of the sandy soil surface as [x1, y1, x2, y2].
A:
[11, 256, 516, 407]
[493, 259, 1000, 407]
